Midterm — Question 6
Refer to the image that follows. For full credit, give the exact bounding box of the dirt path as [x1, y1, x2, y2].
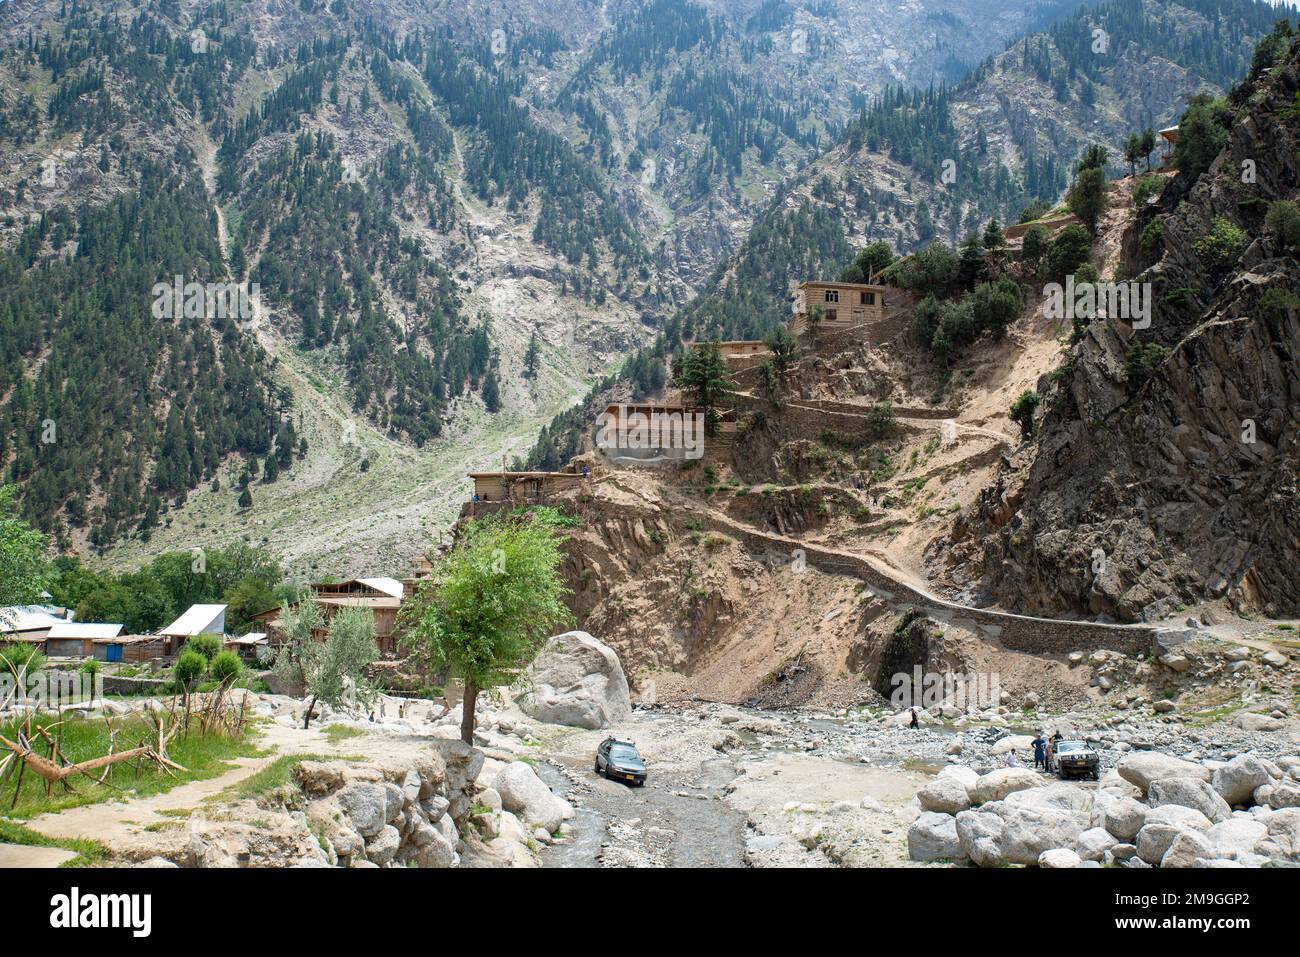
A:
[0, 843, 78, 867]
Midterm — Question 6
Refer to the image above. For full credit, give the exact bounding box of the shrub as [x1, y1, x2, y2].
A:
[1009, 390, 1041, 438]
[210, 650, 243, 685]
[1125, 342, 1169, 391]
[1193, 217, 1247, 281]
[1174, 94, 1231, 183]
[1132, 175, 1165, 208]
[174, 649, 207, 691]
[1264, 200, 1300, 250]
[0, 642, 45, 677]
[185, 633, 222, 663]
[79, 658, 100, 677]
[1139, 219, 1165, 259]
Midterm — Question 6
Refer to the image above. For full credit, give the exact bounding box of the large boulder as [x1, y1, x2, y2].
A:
[1256, 808, 1300, 862]
[1116, 753, 1210, 795]
[938, 765, 980, 790]
[1135, 805, 1212, 865]
[1039, 848, 1082, 869]
[1005, 783, 1094, 813]
[917, 775, 972, 814]
[1148, 778, 1232, 823]
[908, 812, 966, 861]
[1204, 818, 1268, 860]
[1093, 791, 1148, 841]
[1212, 754, 1273, 806]
[968, 768, 1043, 804]
[520, 631, 632, 730]
[955, 802, 1089, 867]
[493, 761, 574, 833]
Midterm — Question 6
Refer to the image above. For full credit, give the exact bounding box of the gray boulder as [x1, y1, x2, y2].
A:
[917, 775, 972, 814]
[520, 631, 632, 730]
[907, 812, 966, 861]
[1093, 791, 1148, 841]
[1039, 848, 1082, 868]
[1212, 754, 1272, 806]
[968, 768, 1043, 804]
[1117, 753, 1210, 796]
[493, 761, 574, 833]
[337, 782, 390, 838]
[1148, 778, 1231, 823]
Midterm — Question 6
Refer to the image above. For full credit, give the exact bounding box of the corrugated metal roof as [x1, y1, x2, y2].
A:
[0, 605, 69, 633]
[160, 603, 227, 636]
[46, 622, 123, 640]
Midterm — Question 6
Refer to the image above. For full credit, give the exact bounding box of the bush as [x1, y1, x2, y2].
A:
[174, 649, 207, 691]
[1132, 175, 1165, 208]
[185, 633, 222, 663]
[1193, 217, 1247, 281]
[79, 658, 100, 677]
[1045, 224, 1093, 279]
[0, 642, 44, 677]
[1009, 390, 1041, 438]
[888, 241, 958, 293]
[1174, 94, 1230, 183]
[1125, 342, 1169, 391]
[1139, 219, 1165, 259]
[210, 650, 243, 685]
[1264, 200, 1300, 250]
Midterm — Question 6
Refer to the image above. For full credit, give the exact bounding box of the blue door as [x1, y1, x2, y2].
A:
[107, 644, 123, 662]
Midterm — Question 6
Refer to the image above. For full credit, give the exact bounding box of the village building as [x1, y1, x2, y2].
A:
[790, 280, 887, 336]
[0, 604, 72, 644]
[43, 622, 123, 659]
[224, 632, 269, 662]
[251, 578, 407, 655]
[714, 340, 771, 369]
[1159, 125, 1179, 165]
[161, 603, 227, 641]
[467, 469, 586, 505]
[94, 634, 172, 664]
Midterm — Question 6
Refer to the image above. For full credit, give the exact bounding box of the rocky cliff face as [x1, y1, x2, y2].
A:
[959, 38, 1300, 621]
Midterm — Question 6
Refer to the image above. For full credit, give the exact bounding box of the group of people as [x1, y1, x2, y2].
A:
[1031, 731, 1065, 773]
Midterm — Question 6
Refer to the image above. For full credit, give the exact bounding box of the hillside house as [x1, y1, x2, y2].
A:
[1159, 125, 1179, 165]
[44, 622, 123, 659]
[467, 470, 585, 505]
[790, 280, 886, 336]
[715, 340, 771, 369]
[251, 578, 406, 655]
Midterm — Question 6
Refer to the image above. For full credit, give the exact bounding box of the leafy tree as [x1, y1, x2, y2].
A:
[0, 485, 49, 623]
[1139, 128, 1157, 172]
[185, 633, 222, 664]
[174, 649, 207, 697]
[273, 598, 378, 729]
[1077, 144, 1109, 173]
[840, 241, 896, 283]
[1021, 224, 1049, 271]
[1009, 390, 1041, 438]
[1045, 224, 1094, 278]
[399, 512, 573, 743]
[1174, 94, 1231, 183]
[763, 326, 799, 377]
[1123, 134, 1143, 175]
[676, 342, 735, 433]
[1068, 166, 1107, 232]
[0, 642, 45, 680]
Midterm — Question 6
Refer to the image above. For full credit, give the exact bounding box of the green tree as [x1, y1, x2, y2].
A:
[1125, 342, 1169, 392]
[238, 486, 254, 509]
[1139, 128, 1157, 172]
[1193, 217, 1248, 281]
[763, 326, 799, 377]
[1078, 144, 1109, 173]
[1123, 134, 1143, 175]
[272, 599, 379, 729]
[1021, 224, 1049, 271]
[399, 512, 573, 744]
[185, 633, 222, 664]
[982, 218, 1005, 252]
[1045, 224, 1094, 278]
[174, 649, 207, 697]
[0, 485, 49, 625]
[840, 241, 896, 283]
[676, 342, 735, 433]
[1068, 166, 1107, 232]
[1174, 95, 1231, 183]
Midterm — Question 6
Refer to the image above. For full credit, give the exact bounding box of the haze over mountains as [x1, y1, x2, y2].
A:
[0, 0, 1291, 577]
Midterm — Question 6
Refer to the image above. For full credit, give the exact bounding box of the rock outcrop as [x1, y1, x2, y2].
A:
[520, 631, 633, 730]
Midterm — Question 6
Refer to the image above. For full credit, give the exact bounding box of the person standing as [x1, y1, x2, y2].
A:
[909, 707, 919, 729]
[1032, 734, 1046, 771]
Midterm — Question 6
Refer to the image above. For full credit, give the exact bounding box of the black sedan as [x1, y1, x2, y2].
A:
[595, 737, 647, 786]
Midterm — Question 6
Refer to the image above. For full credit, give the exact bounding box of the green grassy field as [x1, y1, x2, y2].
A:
[0, 715, 262, 818]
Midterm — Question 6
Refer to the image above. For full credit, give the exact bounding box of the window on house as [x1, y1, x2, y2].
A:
[823, 309, 837, 322]
[824, 290, 839, 303]
[861, 292, 876, 305]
